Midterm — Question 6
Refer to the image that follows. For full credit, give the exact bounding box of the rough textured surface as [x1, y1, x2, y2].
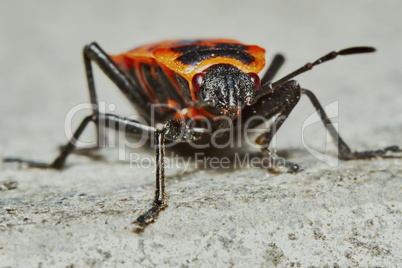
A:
[1, 1, 402, 267]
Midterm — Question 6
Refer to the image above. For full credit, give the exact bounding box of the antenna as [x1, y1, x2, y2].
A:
[271, 47, 376, 89]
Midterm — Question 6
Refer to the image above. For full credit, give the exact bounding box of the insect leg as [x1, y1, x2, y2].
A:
[132, 118, 199, 232]
[4, 115, 96, 169]
[132, 130, 166, 233]
[260, 54, 285, 85]
[301, 88, 401, 160]
[240, 80, 302, 173]
[4, 114, 157, 169]
[83, 42, 154, 145]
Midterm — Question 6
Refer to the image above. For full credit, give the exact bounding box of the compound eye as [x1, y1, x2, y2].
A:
[192, 73, 204, 93]
[249, 73, 260, 90]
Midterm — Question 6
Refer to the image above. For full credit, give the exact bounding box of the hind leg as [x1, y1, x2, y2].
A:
[4, 42, 157, 166]
[4, 114, 157, 169]
[83, 42, 155, 146]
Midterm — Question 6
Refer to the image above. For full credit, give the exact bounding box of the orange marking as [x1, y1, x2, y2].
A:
[109, 39, 266, 120]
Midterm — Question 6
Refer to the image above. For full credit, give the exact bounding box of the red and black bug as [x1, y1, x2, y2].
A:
[108, 39, 265, 125]
[5, 39, 401, 232]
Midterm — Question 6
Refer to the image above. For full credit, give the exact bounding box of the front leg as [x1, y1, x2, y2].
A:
[132, 130, 167, 233]
[256, 81, 302, 173]
[239, 80, 302, 173]
[132, 118, 201, 233]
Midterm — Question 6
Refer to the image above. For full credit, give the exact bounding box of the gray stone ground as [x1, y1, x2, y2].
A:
[1, 1, 402, 267]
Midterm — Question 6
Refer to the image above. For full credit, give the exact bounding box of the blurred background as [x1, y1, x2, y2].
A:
[1, 0, 401, 159]
[1, 1, 401, 266]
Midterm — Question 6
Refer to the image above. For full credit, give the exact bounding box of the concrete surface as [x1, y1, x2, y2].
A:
[1, 1, 402, 267]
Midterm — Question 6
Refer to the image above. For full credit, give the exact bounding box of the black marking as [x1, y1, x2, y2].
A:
[173, 43, 254, 66]
[128, 66, 153, 102]
[175, 73, 192, 102]
[112, 65, 153, 108]
[214, 43, 248, 50]
[173, 45, 210, 53]
[141, 63, 168, 105]
[155, 67, 186, 108]
[172, 40, 205, 46]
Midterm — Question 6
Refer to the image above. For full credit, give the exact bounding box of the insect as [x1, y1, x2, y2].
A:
[5, 39, 400, 232]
